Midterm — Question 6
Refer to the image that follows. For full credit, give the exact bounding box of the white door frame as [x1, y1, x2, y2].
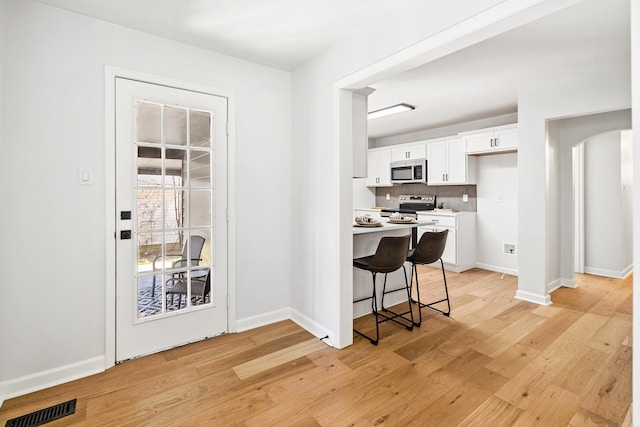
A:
[573, 142, 585, 274]
[104, 66, 237, 369]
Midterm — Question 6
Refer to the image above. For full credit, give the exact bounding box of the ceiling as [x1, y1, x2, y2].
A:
[36, 0, 630, 140]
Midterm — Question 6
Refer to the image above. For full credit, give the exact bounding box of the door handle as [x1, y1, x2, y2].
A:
[120, 230, 132, 240]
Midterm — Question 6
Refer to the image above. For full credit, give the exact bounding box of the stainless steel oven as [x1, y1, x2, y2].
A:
[381, 194, 436, 246]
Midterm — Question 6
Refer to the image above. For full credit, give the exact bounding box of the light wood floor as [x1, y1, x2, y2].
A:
[0, 268, 632, 426]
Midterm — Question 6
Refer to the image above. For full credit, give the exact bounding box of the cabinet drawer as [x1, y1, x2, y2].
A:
[418, 215, 456, 227]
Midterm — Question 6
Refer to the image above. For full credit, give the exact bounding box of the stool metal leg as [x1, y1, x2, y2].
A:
[411, 259, 451, 320]
[353, 271, 380, 345]
[378, 265, 414, 330]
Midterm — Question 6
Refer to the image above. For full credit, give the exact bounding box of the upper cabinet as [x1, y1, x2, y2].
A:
[391, 142, 426, 162]
[463, 124, 518, 155]
[366, 148, 392, 187]
[427, 137, 476, 185]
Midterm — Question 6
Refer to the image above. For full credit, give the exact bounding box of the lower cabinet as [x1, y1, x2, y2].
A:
[417, 212, 476, 273]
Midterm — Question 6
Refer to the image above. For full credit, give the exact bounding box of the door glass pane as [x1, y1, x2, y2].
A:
[190, 110, 211, 148]
[137, 231, 164, 269]
[190, 190, 211, 228]
[135, 100, 214, 319]
[164, 106, 188, 146]
[138, 276, 161, 318]
[137, 190, 162, 232]
[190, 151, 211, 188]
[137, 102, 161, 144]
[165, 190, 185, 229]
[137, 146, 162, 183]
[166, 148, 186, 183]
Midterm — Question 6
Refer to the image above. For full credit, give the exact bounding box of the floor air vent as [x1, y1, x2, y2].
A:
[5, 399, 76, 427]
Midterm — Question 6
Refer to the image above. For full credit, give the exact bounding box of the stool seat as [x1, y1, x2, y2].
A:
[353, 234, 413, 345]
[407, 229, 450, 326]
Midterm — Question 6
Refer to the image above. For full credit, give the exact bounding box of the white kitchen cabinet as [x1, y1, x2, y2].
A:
[464, 124, 518, 155]
[366, 148, 392, 187]
[427, 137, 475, 185]
[391, 142, 426, 162]
[417, 212, 476, 273]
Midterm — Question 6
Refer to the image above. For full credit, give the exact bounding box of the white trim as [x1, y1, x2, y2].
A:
[475, 262, 518, 276]
[515, 289, 552, 306]
[104, 66, 237, 367]
[0, 356, 105, 405]
[235, 308, 290, 333]
[235, 309, 333, 347]
[547, 278, 566, 293]
[573, 143, 585, 273]
[584, 265, 633, 280]
[290, 309, 334, 347]
[559, 277, 576, 289]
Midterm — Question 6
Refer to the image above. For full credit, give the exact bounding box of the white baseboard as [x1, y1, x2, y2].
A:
[515, 289, 552, 306]
[547, 278, 562, 293]
[236, 307, 333, 346]
[584, 265, 633, 279]
[475, 262, 518, 276]
[559, 277, 576, 289]
[0, 356, 105, 407]
[235, 308, 290, 333]
[289, 308, 333, 347]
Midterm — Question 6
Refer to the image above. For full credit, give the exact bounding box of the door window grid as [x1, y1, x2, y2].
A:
[135, 101, 214, 319]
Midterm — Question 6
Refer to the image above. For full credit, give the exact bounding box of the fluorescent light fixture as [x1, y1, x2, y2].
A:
[368, 103, 415, 120]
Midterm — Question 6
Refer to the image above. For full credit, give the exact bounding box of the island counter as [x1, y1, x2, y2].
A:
[353, 219, 434, 318]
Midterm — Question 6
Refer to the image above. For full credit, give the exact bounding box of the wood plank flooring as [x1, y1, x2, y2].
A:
[0, 269, 632, 426]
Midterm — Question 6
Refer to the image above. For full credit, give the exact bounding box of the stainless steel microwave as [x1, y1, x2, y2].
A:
[390, 159, 427, 184]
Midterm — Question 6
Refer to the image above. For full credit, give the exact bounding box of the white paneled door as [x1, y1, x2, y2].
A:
[115, 78, 228, 362]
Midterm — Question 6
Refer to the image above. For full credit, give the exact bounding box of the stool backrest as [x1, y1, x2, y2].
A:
[409, 229, 448, 265]
[369, 234, 411, 273]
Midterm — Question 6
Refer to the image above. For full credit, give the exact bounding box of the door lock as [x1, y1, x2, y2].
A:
[120, 230, 132, 240]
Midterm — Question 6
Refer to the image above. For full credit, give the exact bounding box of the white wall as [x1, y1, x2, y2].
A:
[475, 153, 518, 275]
[517, 68, 631, 304]
[548, 110, 631, 285]
[0, 0, 291, 401]
[621, 130, 633, 271]
[584, 131, 631, 277]
[632, 0, 640, 419]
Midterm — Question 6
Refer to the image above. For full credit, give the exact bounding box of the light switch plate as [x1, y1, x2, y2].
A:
[78, 167, 93, 185]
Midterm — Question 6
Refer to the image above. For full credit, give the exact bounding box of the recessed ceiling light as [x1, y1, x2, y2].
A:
[368, 103, 415, 120]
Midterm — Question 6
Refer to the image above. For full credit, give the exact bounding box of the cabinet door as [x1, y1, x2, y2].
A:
[494, 128, 518, 150]
[366, 149, 391, 187]
[464, 132, 493, 153]
[439, 227, 456, 265]
[391, 143, 426, 162]
[427, 141, 447, 184]
[446, 138, 467, 184]
[416, 226, 456, 265]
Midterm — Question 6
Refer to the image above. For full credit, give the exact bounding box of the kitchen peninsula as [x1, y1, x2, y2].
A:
[353, 218, 434, 318]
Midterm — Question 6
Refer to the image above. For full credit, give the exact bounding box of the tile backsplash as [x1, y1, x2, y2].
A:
[375, 184, 477, 212]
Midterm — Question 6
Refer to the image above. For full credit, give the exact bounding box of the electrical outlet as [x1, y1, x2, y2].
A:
[462, 194, 468, 202]
[504, 243, 516, 255]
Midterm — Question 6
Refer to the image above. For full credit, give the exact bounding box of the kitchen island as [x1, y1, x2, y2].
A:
[353, 219, 434, 318]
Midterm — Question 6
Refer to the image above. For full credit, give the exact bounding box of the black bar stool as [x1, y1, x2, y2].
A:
[353, 234, 413, 345]
[407, 229, 450, 326]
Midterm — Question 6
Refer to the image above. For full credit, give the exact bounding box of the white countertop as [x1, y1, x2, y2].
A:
[352, 219, 434, 235]
[354, 207, 475, 217]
